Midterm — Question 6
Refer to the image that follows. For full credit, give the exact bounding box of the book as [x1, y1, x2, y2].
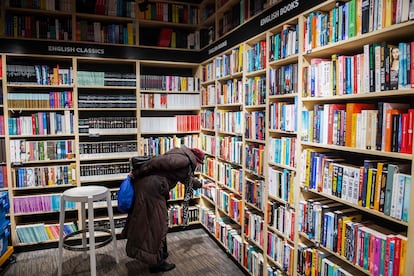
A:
[345, 103, 375, 147]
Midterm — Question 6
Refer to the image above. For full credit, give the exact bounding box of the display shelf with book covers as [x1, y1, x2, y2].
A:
[3, 54, 77, 247]
[298, 0, 414, 275]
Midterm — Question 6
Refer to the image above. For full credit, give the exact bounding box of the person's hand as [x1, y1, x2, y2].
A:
[202, 183, 215, 189]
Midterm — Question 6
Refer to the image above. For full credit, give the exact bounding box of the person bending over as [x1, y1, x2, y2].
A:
[124, 146, 213, 273]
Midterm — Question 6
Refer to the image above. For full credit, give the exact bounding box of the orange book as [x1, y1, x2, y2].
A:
[384, 109, 402, 152]
[345, 103, 375, 147]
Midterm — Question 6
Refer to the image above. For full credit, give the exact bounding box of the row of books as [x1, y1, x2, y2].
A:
[201, 84, 216, 106]
[213, 45, 244, 78]
[269, 63, 298, 96]
[268, 137, 296, 168]
[167, 205, 199, 226]
[244, 209, 265, 248]
[140, 93, 200, 109]
[245, 111, 265, 141]
[76, 21, 134, 45]
[140, 75, 199, 92]
[83, 0, 136, 18]
[218, 136, 243, 165]
[217, 189, 242, 224]
[213, 216, 243, 264]
[15, 222, 77, 244]
[216, 110, 243, 134]
[301, 102, 414, 154]
[200, 133, 216, 157]
[267, 202, 295, 241]
[138, 2, 199, 25]
[7, 64, 73, 85]
[7, 0, 72, 11]
[5, 15, 72, 41]
[245, 178, 265, 211]
[298, 203, 407, 276]
[245, 76, 266, 106]
[78, 140, 137, 155]
[10, 139, 75, 163]
[0, 166, 8, 188]
[78, 116, 137, 131]
[303, 41, 413, 97]
[7, 91, 73, 109]
[245, 144, 265, 176]
[13, 193, 76, 214]
[216, 161, 243, 194]
[267, 167, 295, 205]
[200, 110, 215, 131]
[77, 71, 136, 87]
[201, 157, 216, 180]
[269, 23, 299, 62]
[267, 230, 295, 274]
[297, 244, 364, 276]
[8, 111, 74, 136]
[79, 162, 129, 178]
[269, 99, 297, 132]
[301, 150, 412, 222]
[304, 0, 414, 51]
[136, 134, 199, 157]
[246, 40, 266, 73]
[140, 115, 200, 133]
[78, 94, 136, 108]
[216, 79, 243, 105]
[13, 164, 76, 188]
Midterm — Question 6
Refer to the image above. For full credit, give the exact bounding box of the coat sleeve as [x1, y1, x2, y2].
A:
[190, 177, 202, 189]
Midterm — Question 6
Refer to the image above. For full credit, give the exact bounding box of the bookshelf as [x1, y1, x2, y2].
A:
[0, 53, 203, 248]
[198, 0, 414, 275]
[0, 0, 279, 50]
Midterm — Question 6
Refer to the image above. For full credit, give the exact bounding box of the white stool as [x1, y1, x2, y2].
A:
[57, 185, 119, 276]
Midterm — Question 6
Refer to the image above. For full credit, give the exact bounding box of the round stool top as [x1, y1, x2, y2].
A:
[63, 185, 109, 202]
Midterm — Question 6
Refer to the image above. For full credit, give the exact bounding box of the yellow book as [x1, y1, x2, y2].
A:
[399, 234, 407, 276]
[45, 226, 55, 240]
[385, 0, 392, 27]
[238, 44, 244, 72]
[365, 167, 374, 208]
[340, 214, 362, 256]
[373, 162, 384, 210]
[127, 23, 134, 45]
[351, 113, 359, 147]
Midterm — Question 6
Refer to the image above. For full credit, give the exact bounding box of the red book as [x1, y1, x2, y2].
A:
[411, 41, 414, 88]
[400, 113, 409, 153]
[408, 109, 414, 154]
[327, 104, 346, 145]
[158, 28, 173, 47]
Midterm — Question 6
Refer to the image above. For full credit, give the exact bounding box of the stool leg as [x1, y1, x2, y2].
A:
[58, 196, 65, 276]
[88, 197, 96, 276]
[81, 202, 87, 260]
[106, 192, 119, 264]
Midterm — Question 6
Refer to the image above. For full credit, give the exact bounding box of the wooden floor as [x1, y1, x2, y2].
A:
[1, 228, 247, 276]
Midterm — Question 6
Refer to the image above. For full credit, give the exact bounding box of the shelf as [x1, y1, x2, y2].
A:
[301, 141, 413, 161]
[302, 186, 409, 227]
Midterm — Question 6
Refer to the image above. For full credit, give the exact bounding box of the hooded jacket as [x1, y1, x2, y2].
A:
[125, 146, 202, 264]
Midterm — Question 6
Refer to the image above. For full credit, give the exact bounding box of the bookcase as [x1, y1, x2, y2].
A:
[137, 60, 202, 226]
[0, 53, 203, 247]
[0, 0, 281, 50]
[198, 0, 414, 275]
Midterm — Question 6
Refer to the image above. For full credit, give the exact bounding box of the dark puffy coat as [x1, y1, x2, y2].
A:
[125, 146, 202, 264]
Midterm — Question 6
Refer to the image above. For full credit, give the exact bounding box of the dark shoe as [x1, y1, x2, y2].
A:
[149, 262, 176, 273]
